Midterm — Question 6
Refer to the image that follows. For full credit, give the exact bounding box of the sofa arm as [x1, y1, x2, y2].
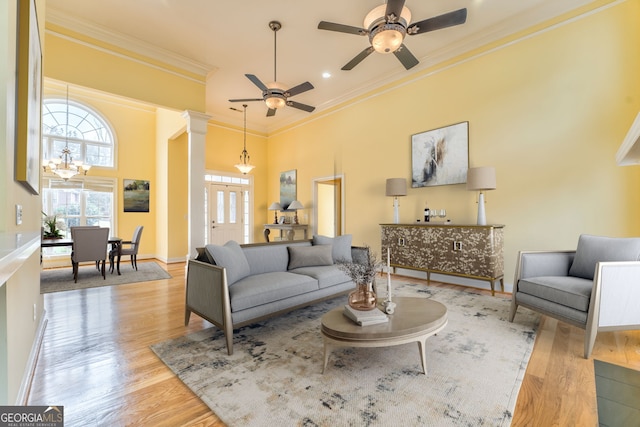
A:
[516, 250, 576, 281]
[185, 260, 231, 327]
[593, 261, 640, 328]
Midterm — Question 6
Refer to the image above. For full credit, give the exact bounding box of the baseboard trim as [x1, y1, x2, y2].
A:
[16, 310, 47, 405]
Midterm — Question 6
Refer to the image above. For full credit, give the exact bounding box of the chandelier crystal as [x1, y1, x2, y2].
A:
[234, 104, 255, 174]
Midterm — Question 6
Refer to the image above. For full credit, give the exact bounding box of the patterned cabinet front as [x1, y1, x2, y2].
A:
[381, 225, 430, 269]
[381, 224, 504, 295]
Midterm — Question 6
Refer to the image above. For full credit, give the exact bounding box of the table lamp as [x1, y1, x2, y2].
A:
[288, 200, 304, 224]
[466, 167, 496, 225]
[268, 202, 282, 224]
[385, 178, 407, 224]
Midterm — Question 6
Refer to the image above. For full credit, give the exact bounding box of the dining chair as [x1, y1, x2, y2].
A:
[118, 226, 144, 270]
[70, 226, 100, 269]
[70, 227, 110, 283]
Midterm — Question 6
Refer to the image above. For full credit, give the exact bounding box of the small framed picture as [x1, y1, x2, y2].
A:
[278, 216, 286, 224]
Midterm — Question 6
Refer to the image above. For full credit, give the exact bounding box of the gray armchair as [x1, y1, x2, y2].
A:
[70, 227, 110, 282]
[119, 226, 143, 270]
[509, 234, 640, 358]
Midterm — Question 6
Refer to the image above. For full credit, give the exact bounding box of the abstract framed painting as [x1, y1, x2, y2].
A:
[123, 179, 150, 212]
[15, 0, 43, 195]
[411, 121, 469, 188]
[279, 170, 296, 210]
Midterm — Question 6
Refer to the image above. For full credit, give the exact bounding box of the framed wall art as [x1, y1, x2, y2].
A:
[279, 169, 297, 210]
[15, 0, 43, 195]
[411, 121, 469, 188]
[124, 179, 150, 212]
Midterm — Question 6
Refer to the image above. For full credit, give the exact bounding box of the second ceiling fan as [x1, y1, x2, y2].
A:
[229, 21, 315, 117]
[318, 0, 467, 71]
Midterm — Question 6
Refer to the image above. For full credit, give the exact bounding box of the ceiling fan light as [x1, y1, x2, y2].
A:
[265, 94, 286, 110]
[371, 26, 405, 53]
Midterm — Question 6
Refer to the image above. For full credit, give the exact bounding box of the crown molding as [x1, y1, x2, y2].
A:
[46, 9, 215, 78]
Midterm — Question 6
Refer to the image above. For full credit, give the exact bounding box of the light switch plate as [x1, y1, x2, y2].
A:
[16, 204, 22, 225]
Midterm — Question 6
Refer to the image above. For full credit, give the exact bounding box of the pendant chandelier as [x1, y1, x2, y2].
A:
[234, 104, 255, 174]
[42, 86, 91, 180]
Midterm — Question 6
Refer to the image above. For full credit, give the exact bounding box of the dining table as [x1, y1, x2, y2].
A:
[41, 237, 124, 275]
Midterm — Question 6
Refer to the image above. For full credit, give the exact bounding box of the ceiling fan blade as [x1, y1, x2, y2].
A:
[318, 21, 367, 36]
[286, 81, 314, 97]
[408, 8, 467, 35]
[287, 101, 315, 113]
[341, 46, 375, 70]
[385, 0, 407, 22]
[245, 74, 268, 91]
[228, 98, 263, 102]
[266, 108, 277, 117]
[393, 44, 419, 70]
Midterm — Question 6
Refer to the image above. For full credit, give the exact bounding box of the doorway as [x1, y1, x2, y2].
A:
[313, 175, 345, 237]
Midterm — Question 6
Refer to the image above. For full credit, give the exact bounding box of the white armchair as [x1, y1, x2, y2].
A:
[509, 234, 640, 358]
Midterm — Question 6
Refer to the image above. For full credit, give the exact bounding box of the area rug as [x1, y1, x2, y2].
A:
[41, 261, 171, 293]
[151, 282, 539, 426]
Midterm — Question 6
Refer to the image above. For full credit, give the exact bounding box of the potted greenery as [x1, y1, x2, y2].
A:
[42, 211, 65, 239]
[337, 247, 382, 311]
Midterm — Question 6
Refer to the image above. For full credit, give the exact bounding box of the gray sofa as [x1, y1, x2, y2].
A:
[185, 236, 365, 354]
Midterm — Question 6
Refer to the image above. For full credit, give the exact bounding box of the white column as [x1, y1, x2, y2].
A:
[182, 110, 211, 259]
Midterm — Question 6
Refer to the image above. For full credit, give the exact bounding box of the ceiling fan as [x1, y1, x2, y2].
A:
[318, 0, 467, 71]
[229, 21, 315, 117]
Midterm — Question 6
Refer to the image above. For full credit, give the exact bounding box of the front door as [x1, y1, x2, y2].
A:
[208, 184, 244, 245]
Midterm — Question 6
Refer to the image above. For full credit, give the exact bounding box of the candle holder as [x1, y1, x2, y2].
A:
[383, 247, 396, 314]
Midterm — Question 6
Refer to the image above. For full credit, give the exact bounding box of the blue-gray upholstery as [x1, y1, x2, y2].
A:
[510, 234, 640, 358]
[186, 237, 366, 355]
[287, 245, 333, 269]
[205, 241, 250, 285]
[313, 234, 353, 262]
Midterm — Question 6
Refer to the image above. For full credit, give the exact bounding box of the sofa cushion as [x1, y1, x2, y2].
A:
[229, 272, 318, 312]
[243, 241, 311, 275]
[518, 276, 593, 312]
[288, 245, 333, 270]
[205, 241, 250, 285]
[290, 265, 352, 289]
[569, 234, 640, 280]
[313, 234, 352, 262]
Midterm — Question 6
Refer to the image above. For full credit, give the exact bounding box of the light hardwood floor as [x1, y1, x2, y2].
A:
[27, 261, 640, 426]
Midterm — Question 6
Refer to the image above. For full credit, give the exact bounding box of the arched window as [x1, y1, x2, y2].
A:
[41, 98, 117, 263]
[41, 98, 115, 168]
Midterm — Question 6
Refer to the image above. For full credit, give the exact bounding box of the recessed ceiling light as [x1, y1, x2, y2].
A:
[322, 72, 331, 79]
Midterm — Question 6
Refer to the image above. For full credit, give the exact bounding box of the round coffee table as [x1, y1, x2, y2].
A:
[320, 297, 447, 375]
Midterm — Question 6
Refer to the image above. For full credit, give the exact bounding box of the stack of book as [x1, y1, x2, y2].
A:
[343, 305, 389, 326]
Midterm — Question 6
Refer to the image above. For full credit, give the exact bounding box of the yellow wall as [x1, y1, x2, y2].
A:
[44, 26, 206, 113]
[266, 1, 640, 286]
[168, 132, 189, 260]
[155, 108, 185, 262]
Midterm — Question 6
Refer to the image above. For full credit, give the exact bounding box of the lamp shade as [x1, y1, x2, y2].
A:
[268, 202, 282, 210]
[288, 200, 304, 210]
[385, 178, 407, 197]
[466, 167, 496, 191]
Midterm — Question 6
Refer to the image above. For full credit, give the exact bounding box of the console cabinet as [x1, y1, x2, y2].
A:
[380, 224, 504, 295]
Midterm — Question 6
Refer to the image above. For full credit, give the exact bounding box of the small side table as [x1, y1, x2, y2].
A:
[263, 224, 308, 242]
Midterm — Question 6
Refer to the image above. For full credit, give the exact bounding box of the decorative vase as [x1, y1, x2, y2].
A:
[348, 282, 377, 311]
